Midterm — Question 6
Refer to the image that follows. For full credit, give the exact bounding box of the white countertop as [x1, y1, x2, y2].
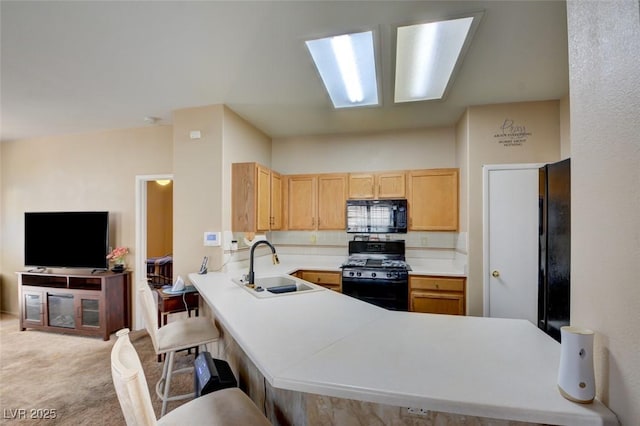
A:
[189, 256, 616, 425]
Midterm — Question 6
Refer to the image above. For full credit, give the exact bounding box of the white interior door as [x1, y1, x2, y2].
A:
[483, 164, 541, 325]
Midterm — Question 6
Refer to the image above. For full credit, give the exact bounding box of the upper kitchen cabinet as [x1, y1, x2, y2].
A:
[287, 174, 317, 230]
[287, 173, 348, 230]
[407, 169, 459, 231]
[317, 174, 348, 230]
[348, 172, 406, 199]
[232, 163, 282, 233]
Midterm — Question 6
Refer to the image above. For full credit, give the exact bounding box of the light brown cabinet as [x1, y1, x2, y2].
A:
[348, 172, 406, 199]
[292, 270, 341, 292]
[18, 271, 131, 340]
[287, 174, 317, 230]
[409, 275, 465, 315]
[317, 174, 348, 229]
[407, 169, 459, 231]
[287, 173, 347, 230]
[232, 162, 282, 232]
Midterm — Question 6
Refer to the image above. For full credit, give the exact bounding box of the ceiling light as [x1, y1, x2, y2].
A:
[306, 31, 378, 108]
[155, 179, 171, 186]
[395, 16, 476, 103]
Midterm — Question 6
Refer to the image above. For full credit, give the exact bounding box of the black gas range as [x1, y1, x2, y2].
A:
[341, 240, 410, 311]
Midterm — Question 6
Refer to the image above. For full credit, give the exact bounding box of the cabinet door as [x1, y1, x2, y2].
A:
[256, 165, 272, 232]
[22, 290, 45, 326]
[298, 270, 342, 292]
[270, 171, 283, 230]
[377, 172, 406, 198]
[348, 174, 376, 199]
[47, 292, 76, 328]
[232, 162, 281, 232]
[288, 175, 317, 230]
[75, 293, 103, 332]
[410, 276, 465, 292]
[232, 162, 258, 232]
[317, 174, 347, 230]
[408, 169, 459, 231]
[410, 291, 464, 315]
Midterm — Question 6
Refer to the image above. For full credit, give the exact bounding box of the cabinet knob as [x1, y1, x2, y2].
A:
[492, 270, 500, 278]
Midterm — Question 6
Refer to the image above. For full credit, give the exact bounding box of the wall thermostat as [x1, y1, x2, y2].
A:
[203, 231, 221, 246]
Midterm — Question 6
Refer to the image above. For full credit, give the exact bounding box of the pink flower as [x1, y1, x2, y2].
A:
[107, 247, 129, 262]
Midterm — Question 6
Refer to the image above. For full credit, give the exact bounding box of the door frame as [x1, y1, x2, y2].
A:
[134, 174, 173, 330]
[482, 163, 543, 317]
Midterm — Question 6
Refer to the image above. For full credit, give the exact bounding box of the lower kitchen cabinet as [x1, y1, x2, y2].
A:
[292, 270, 341, 292]
[409, 275, 466, 315]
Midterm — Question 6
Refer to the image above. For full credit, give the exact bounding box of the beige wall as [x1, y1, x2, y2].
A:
[272, 127, 456, 174]
[465, 100, 561, 316]
[567, 1, 640, 423]
[171, 105, 272, 273]
[221, 106, 272, 235]
[146, 180, 173, 258]
[455, 110, 470, 234]
[0, 125, 173, 314]
[172, 105, 225, 275]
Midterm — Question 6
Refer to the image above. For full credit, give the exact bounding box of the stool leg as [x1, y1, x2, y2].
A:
[160, 351, 175, 417]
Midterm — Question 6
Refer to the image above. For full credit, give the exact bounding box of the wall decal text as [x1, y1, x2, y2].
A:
[494, 118, 532, 147]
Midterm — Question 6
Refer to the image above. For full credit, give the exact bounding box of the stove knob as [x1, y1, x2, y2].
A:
[371, 272, 377, 278]
[356, 272, 362, 277]
[387, 272, 393, 278]
[349, 271, 355, 277]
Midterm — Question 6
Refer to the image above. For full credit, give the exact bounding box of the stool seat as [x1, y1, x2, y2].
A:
[155, 316, 219, 354]
[158, 387, 270, 426]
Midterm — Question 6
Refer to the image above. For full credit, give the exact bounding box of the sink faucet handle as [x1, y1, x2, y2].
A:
[272, 253, 280, 265]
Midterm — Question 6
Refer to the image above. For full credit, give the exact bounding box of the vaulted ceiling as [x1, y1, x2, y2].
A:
[0, 1, 568, 142]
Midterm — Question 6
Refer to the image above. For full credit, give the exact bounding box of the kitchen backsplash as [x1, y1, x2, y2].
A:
[225, 231, 468, 275]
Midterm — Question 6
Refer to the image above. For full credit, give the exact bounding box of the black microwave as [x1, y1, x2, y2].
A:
[346, 199, 408, 234]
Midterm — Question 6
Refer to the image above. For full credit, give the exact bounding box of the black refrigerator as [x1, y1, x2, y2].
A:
[538, 158, 571, 342]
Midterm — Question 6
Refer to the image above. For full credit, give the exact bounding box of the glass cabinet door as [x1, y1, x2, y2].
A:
[47, 293, 76, 328]
[23, 291, 44, 325]
[77, 295, 101, 329]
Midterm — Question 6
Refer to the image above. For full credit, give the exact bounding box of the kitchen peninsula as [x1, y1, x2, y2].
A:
[189, 256, 617, 425]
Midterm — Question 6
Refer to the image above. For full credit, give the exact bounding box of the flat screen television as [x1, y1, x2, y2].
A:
[24, 211, 110, 270]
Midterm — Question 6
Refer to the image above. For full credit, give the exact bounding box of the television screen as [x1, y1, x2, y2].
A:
[24, 211, 109, 269]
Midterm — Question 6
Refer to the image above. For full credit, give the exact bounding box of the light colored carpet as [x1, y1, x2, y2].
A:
[0, 314, 193, 425]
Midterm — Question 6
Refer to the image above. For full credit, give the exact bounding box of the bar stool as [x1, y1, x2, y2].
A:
[111, 329, 270, 425]
[139, 285, 220, 417]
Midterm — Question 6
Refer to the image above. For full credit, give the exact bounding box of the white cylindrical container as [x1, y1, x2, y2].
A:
[557, 326, 595, 403]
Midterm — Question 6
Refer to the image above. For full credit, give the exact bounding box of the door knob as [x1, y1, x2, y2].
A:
[492, 270, 500, 278]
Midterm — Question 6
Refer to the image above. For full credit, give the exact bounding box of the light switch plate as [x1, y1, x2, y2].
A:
[204, 231, 221, 246]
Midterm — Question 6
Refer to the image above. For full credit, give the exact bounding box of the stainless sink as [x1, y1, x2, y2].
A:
[232, 274, 323, 298]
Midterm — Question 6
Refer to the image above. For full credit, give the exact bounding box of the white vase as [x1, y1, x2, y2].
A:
[557, 326, 595, 403]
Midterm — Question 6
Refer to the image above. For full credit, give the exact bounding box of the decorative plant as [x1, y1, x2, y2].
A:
[107, 247, 129, 264]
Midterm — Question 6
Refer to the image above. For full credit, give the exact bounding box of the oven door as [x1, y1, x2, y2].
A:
[342, 277, 408, 311]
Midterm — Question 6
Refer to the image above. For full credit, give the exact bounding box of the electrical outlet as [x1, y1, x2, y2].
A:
[407, 407, 429, 416]
[310, 233, 317, 244]
[421, 236, 429, 246]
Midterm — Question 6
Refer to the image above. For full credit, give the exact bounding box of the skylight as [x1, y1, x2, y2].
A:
[395, 16, 475, 103]
[306, 31, 379, 108]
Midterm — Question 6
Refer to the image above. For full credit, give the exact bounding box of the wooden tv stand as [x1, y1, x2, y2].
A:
[17, 271, 131, 340]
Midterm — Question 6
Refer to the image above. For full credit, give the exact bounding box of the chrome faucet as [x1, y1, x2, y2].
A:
[247, 240, 279, 286]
